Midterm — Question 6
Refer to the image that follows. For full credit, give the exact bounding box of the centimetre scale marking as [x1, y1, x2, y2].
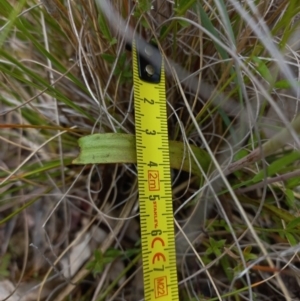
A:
[132, 39, 179, 301]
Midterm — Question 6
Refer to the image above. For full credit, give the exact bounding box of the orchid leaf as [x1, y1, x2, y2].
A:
[73, 133, 211, 178]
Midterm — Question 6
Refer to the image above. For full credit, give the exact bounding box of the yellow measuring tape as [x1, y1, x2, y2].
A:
[132, 39, 179, 301]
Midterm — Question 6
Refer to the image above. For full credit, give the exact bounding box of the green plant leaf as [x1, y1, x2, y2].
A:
[209, 237, 226, 256]
[217, 0, 235, 44]
[198, 4, 229, 61]
[175, 0, 196, 15]
[0, 254, 11, 278]
[234, 149, 249, 161]
[0, 188, 52, 225]
[0, 0, 27, 49]
[285, 232, 297, 246]
[94, 249, 103, 262]
[86, 250, 105, 276]
[251, 151, 300, 183]
[209, 237, 226, 249]
[98, 10, 113, 43]
[243, 246, 257, 261]
[285, 189, 295, 208]
[286, 176, 300, 189]
[72, 133, 211, 178]
[101, 53, 116, 64]
[252, 56, 273, 83]
[274, 79, 299, 89]
[287, 217, 300, 229]
[240, 196, 300, 228]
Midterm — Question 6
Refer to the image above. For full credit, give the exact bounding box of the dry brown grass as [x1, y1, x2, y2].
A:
[1, 1, 300, 300]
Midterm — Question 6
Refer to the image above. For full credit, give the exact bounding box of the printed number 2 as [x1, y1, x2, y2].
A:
[144, 98, 154, 104]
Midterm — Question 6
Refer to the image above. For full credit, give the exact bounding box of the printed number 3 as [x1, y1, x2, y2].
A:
[145, 129, 156, 135]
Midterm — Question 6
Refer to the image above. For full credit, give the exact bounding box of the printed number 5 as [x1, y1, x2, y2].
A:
[149, 195, 160, 201]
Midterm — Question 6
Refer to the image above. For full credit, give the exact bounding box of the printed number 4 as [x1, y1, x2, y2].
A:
[148, 161, 158, 167]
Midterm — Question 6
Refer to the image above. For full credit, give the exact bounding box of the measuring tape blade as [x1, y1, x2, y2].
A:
[132, 39, 179, 301]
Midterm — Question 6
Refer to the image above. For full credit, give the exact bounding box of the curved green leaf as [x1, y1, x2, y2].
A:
[73, 133, 211, 178]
